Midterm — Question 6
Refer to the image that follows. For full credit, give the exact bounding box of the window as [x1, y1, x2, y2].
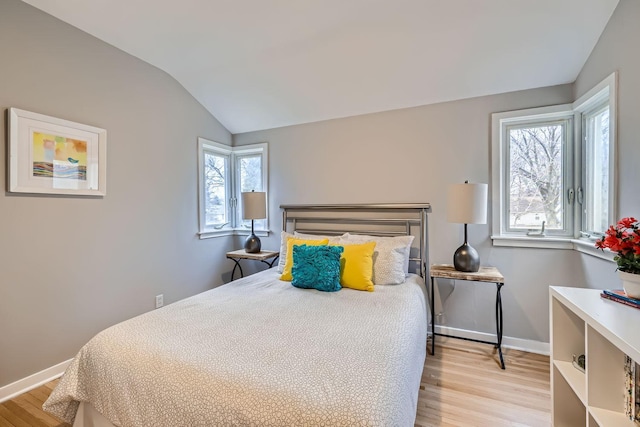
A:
[235, 146, 266, 231]
[506, 116, 573, 235]
[491, 72, 616, 247]
[201, 144, 231, 229]
[493, 105, 575, 239]
[197, 138, 268, 238]
[574, 73, 616, 237]
[583, 104, 610, 234]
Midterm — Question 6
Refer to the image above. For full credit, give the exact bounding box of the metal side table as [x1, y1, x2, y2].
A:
[429, 264, 505, 369]
[226, 250, 279, 281]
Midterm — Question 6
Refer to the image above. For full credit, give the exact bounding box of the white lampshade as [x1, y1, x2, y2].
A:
[447, 183, 488, 224]
[241, 191, 266, 220]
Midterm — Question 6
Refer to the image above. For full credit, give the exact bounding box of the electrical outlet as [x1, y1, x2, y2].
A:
[155, 294, 164, 309]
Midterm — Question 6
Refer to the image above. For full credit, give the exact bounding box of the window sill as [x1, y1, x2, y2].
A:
[491, 235, 615, 263]
[491, 235, 574, 249]
[572, 238, 615, 262]
[198, 229, 271, 240]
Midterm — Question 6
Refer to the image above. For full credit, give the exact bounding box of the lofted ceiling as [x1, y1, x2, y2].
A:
[21, 0, 619, 134]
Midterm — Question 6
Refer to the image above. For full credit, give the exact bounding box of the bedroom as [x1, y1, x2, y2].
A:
[0, 0, 638, 425]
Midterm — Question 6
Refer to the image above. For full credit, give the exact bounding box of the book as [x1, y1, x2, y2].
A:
[604, 289, 640, 304]
[625, 356, 634, 420]
[601, 289, 640, 309]
[624, 356, 640, 422]
[636, 360, 640, 422]
[601, 293, 640, 310]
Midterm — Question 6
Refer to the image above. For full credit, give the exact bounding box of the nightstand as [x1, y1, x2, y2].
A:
[429, 264, 505, 369]
[226, 249, 279, 281]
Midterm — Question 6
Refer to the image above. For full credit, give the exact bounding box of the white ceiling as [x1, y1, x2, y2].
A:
[21, 0, 619, 134]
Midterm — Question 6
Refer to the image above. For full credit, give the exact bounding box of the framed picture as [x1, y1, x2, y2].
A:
[8, 108, 107, 196]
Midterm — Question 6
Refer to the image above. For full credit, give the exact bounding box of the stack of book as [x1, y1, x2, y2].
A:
[601, 289, 640, 309]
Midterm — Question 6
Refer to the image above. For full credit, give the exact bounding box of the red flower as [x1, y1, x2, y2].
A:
[604, 234, 622, 252]
[619, 217, 638, 228]
[595, 217, 640, 274]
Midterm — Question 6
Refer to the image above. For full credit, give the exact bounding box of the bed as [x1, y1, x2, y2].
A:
[44, 203, 431, 426]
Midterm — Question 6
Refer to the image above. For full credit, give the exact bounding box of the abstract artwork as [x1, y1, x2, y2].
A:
[8, 108, 106, 196]
[32, 132, 88, 180]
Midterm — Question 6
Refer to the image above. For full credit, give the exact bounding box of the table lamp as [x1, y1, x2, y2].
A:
[241, 191, 266, 253]
[447, 181, 488, 272]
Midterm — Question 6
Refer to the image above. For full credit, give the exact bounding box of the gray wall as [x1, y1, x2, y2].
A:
[3, 0, 634, 388]
[0, 0, 234, 386]
[234, 86, 579, 345]
[236, 0, 638, 347]
[572, 0, 640, 288]
[575, 0, 640, 218]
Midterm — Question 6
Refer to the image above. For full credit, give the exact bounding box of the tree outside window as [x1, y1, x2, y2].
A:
[204, 152, 228, 227]
[508, 123, 566, 230]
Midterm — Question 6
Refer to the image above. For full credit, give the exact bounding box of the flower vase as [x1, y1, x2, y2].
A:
[619, 271, 640, 300]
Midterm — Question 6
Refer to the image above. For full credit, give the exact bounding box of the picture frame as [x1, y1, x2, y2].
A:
[8, 108, 107, 196]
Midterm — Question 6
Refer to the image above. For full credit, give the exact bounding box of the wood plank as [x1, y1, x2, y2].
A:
[12, 394, 61, 426]
[0, 404, 34, 427]
[28, 388, 54, 406]
[226, 249, 279, 260]
[42, 381, 58, 391]
[430, 264, 504, 282]
[416, 338, 550, 426]
[0, 411, 17, 427]
[0, 378, 69, 427]
[0, 401, 48, 427]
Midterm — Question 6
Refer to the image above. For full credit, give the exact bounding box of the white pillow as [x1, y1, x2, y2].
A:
[342, 233, 414, 285]
[293, 231, 346, 243]
[277, 231, 294, 273]
[277, 231, 345, 273]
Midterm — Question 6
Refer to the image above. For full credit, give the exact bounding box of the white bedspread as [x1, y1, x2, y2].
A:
[44, 270, 427, 426]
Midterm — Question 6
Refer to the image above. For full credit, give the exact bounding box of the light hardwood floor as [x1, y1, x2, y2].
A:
[0, 380, 70, 427]
[0, 339, 550, 427]
[416, 338, 550, 426]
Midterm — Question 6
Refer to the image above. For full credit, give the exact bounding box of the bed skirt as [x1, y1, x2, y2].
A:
[73, 402, 116, 427]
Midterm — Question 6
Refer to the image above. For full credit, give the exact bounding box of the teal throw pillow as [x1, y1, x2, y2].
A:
[291, 244, 344, 292]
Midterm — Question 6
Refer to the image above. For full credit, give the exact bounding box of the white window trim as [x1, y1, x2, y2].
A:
[491, 103, 574, 239]
[490, 72, 617, 263]
[492, 235, 615, 263]
[198, 138, 232, 238]
[233, 143, 269, 234]
[573, 72, 618, 235]
[197, 138, 269, 239]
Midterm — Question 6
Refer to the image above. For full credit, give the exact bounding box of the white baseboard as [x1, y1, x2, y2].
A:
[0, 359, 71, 403]
[434, 325, 550, 355]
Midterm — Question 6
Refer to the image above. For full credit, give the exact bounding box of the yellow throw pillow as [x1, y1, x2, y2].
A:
[280, 237, 329, 281]
[337, 241, 376, 292]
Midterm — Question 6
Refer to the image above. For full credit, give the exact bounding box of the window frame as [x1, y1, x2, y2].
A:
[491, 72, 617, 255]
[234, 143, 269, 231]
[198, 139, 232, 234]
[197, 138, 269, 239]
[491, 104, 575, 242]
[502, 114, 574, 237]
[573, 72, 617, 239]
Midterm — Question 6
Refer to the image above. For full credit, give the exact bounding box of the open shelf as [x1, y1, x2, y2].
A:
[553, 360, 586, 404]
[589, 407, 637, 427]
[550, 287, 640, 426]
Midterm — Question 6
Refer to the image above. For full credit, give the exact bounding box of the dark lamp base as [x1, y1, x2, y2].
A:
[453, 242, 480, 272]
[244, 233, 261, 253]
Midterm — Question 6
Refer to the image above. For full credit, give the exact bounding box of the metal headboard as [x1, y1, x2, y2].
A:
[280, 203, 431, 278]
